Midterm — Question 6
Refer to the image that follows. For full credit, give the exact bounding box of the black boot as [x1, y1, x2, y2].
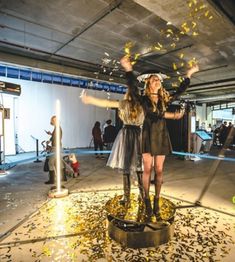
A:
[120, 173, 130, 205]
[153, 196, 160, 217]
[136, 172, 144, 201]
[144, 197, 153, 218]
[45, 171, 55, 184]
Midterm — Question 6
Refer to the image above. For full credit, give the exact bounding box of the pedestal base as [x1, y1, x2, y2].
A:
[48, 188, 69, 198]
[105, 194, 176, 248]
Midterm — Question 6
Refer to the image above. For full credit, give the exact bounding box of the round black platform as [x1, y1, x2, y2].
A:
[105, 194, 176, 248]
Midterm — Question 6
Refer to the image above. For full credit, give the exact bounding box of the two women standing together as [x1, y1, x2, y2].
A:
[82, 56, 199, 219]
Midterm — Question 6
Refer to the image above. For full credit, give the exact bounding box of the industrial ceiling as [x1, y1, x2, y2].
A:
[0, 0, 235, 105]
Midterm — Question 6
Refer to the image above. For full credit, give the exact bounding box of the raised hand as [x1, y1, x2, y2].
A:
[186, 64, 199, 78]
[120, 56, 133, 72]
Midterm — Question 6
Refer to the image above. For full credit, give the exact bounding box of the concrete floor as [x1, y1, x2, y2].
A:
[0, 150, 235, 261]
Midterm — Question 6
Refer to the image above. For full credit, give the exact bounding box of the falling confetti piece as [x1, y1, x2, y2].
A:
[205, 10, 209, 17]
[178, 76, 183, 82]
[192, 21, 197, 28]
[199, 4, 206, 9]
[167, 29, 174, 35]
[173, 63, 177, 70]
[134, 53, 140, 60]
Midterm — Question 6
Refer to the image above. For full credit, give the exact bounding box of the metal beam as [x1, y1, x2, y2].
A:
[51, 0, 124, 56]
[0, 47, 125, 84]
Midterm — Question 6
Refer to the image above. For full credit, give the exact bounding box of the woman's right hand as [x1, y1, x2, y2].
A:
[120, 56, 133, 72]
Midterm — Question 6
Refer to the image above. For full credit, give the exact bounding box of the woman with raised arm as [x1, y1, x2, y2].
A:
[120, 56, 199, 218]
[81, 86, 145, 204]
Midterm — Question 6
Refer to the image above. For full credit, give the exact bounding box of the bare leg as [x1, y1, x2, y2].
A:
[153, 155, 165, 215]
[142, 153, 153, 197]
[142, 153, 153, 217]
[153, 155, 165, 197]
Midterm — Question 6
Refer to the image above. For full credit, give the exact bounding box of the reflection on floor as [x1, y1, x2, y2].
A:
[0, 190, 234, 261]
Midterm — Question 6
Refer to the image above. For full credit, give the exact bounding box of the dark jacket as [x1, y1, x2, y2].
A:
[103, 125, 116, 143]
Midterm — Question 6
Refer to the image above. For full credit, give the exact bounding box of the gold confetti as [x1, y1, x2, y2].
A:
[178, 76, 184, 82]
[192, 21, 197, 28]
[173, 63, 177, 70]
[192, 31, 199, 36]
[205, 10, 209, 17]
[167, 29, 174, 35]
[154, 46, 161, 50]
[134, 53, 140, 60]
[199, 4, 206, 9]
[124, 42, 133, 55]
[179, 53, 184, 59]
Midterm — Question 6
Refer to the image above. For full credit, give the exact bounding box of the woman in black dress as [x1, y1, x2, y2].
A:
[121, 56, 199, 217]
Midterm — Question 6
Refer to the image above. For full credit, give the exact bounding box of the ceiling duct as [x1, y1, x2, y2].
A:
[184, 93, 235, 102]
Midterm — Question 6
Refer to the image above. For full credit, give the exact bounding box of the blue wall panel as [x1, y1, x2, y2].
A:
[0, 64, 126, 94]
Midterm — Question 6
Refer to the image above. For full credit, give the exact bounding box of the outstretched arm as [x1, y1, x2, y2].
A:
[170, 64, 199, 101]
[81, 92, 119, 108]
[186, 64, 199, 78]
[120, 56, 139, 95]
[164, 109, 185, 120]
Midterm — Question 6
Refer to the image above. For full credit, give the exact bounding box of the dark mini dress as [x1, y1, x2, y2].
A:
[126, 71, 190, 156]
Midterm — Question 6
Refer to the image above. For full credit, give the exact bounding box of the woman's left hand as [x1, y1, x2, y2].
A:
[175, 108, 185, 119]
[186, 64, 199, 78]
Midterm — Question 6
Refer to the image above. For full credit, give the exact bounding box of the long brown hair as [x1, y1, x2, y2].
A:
[125, 90, 142, 121]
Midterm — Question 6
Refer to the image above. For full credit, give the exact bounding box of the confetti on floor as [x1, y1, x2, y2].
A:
[0, 191, 234, 261]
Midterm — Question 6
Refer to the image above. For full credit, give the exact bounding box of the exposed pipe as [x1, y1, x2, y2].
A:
[189, 84, 235, 94]
[185, 93, 235, 102]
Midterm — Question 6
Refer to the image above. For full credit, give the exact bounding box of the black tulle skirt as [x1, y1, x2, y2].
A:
[107, 125, 142, 173]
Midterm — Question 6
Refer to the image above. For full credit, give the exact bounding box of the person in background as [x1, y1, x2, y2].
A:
[92, 121, 104, 159]
[44, 115, 66, 184]
[103, 119, 117, 150]
[219, 121, 228, 146]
